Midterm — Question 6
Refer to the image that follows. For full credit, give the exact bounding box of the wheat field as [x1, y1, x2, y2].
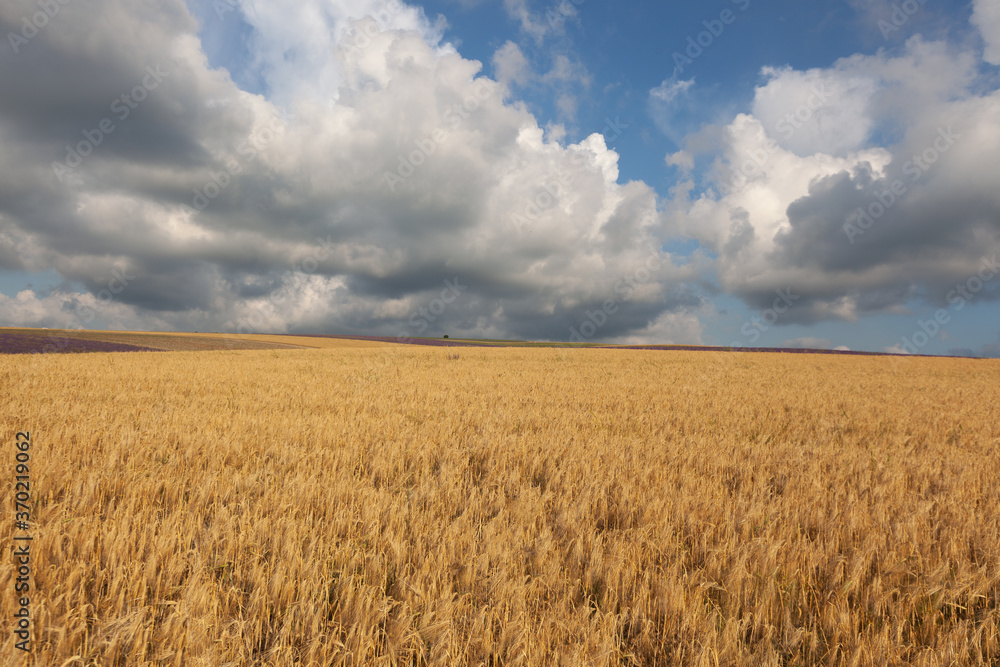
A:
[1, 344, 999, 665]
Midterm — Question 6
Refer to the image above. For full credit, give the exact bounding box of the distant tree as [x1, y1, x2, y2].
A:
[443, 335, 449, 339]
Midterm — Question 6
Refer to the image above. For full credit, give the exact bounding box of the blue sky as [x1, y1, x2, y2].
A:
[1, 0, 998, 355]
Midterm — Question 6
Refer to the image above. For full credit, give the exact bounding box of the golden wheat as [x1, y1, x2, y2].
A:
[1, 345, 998, 665]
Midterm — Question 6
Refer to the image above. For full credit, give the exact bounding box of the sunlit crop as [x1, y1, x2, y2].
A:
[1, 343, 998, 665]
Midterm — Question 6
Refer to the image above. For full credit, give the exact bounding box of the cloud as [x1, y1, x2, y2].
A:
[751, 66, 878, 157]
[666, 150, 694, 173]
[972, 0, 1000, 65]
[537, 54, 591, 122]
[502, 0, 549, 44]
[0, 289, 171, 331]
[493, 40, 530, 86]
[648, 78, 696, 145]
[233, 0, 450, 106]
[782, 336, 832, 349]
[541, 54, 589, 86]
[650, 78, 695, 106]
[0, 0, 700, 342]
[491, 42, 590, 102]
[609, 309, 706, 346]
[501, 0, 580, 44]
[665, 35, 1000, 325]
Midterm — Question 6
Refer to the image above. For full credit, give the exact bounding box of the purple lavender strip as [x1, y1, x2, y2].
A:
[0, 332, 159, 355]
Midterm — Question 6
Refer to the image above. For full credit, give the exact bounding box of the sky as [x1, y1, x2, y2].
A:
[1, 0, 999, 356]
